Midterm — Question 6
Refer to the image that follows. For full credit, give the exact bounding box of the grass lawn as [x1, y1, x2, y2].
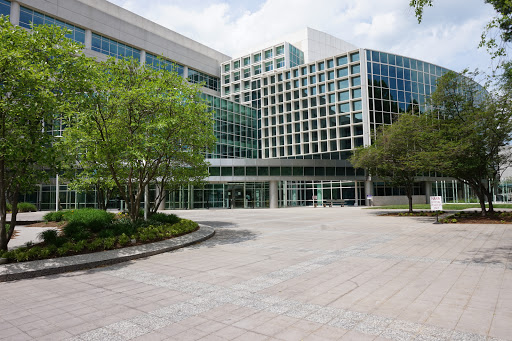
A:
[367, 203, 512, 210]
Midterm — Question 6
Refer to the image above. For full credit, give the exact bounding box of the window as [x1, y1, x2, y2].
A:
[351, 76, 361, 86]
[91, 33, 140, 60]
[318, 62, 325, 71]
[352, 100, 362, 111]
[327, 59, 334, 68]
[0, 0, 10, 17]
[234, 60, 240, 69]
[20, 6, 85, 44]
[146, 53, 184, 76]
[338, 91, 349, 101]
[264, 49, 273, 59]
[224, 64, 230, 72]
[350, 52, 360, 62]
[188, 69, 219, 91]
[243, 68, 250, 78]
[254, 53, 261, 62]
[265, 61, 273, 72]
[338, 79, 349, 89]
[352, 88, 362, 99]
[276, 45, 285, 56]
[337, 68, 348, 78]
[224, 75, 230, 84]
[276, 58, 285, 68]
[233, 71, 240, 81]
[310, 75, 316, 84]
[244, 57, 251, 66]
[351, 64, 360, 74]
[254, 64, 261, 75]
[337, 55, 348, 66]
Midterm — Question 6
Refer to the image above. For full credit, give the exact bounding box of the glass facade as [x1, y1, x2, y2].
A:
[19, 6, 85, 44]
[260, 50, 363, 160]
[91, 33, 140, 60]
[202, 94, 258, 159]
[188, 68, 219, 91]
[289, 44, 304, 67]
[145, 53, 184, 77]
[366, 49, 448, 135]
[0, 0, 10, 17]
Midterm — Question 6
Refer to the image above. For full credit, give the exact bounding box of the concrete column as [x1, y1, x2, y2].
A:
[183, 66, 189, 79]
[10, 1, 20, 26]
[283, 181, 288, 207]
[354, 181, 359, 207]
[140, 50, 146, 65]
[85, 29, 92, 50]
[425, 181, 432, 204]
[144, 184, 149, 220]
[269, 181, 278, 208]
[55, 174, 59, 211]
[365, 180, 373, 206]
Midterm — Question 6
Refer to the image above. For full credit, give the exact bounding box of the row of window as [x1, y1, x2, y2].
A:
[222, 44, 287, 73]
[188, 68, 219, 91]
[263, 112, 363, 126]
[263, 138, 364, 158]
[145, 53, 184, 77]
[206, 145, 257, 159]
[367, 50, 446, 76]
[209, 166, 365, 177]
[91, 33, 140, 60]
[262, 123, 364, 139]
[19, 5, 85, 44]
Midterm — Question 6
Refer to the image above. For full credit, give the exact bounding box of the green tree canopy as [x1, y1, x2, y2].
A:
[61, 57, 216, 221]
[426, 71, 512, 214]
[350, 113, 433, 212]
[0, 16, 93, 250]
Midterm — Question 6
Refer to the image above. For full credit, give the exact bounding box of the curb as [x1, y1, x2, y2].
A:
[0, 225, 215, 282]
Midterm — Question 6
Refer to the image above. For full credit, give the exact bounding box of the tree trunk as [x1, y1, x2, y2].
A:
[478, 195, 487, 216]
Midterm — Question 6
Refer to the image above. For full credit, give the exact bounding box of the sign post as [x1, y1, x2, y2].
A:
[430, 196, 443, 224]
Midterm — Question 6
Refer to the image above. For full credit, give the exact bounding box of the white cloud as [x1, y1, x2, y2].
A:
[107, 0, 499, 73]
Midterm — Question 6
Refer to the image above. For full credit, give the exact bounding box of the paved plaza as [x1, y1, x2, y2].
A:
[1, 207, 511, 340]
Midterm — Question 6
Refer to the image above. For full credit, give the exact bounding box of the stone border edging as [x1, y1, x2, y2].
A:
[0, 225, 215, 282]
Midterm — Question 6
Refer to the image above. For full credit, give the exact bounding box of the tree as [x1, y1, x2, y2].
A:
[61, 57, 216, 222]
[0, 17, 92, 250]
[350, 113, 432, 212]
[426, 71, 512, 215]
[409, 0, 512, 58]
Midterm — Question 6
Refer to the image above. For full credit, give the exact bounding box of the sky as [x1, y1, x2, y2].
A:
[106, 0, 502, 75]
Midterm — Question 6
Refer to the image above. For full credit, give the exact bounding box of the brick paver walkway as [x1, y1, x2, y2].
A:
[1, 207, 511, 340]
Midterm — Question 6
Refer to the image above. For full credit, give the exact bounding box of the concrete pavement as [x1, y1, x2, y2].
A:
[0, 206, 511, 340]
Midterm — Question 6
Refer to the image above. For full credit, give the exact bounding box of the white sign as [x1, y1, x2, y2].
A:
[430, 196, 443, 211]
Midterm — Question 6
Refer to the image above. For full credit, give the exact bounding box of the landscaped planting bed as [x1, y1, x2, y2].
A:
[1, 209, 198, 263]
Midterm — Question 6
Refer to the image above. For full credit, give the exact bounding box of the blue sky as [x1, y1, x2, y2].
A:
[107, 0, 502, 75]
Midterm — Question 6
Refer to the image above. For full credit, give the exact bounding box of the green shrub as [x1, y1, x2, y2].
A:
[103, 237, 116, 250]
[149, 213, 180, 225]
[65, 209, 114, 233]
[87, 239, 103, 251]
[6, 203, 12, 212]
[17, 202, 37, 212]
[118, 233, 131, 246]
[39, 229, 59, 245]
[43, 211, 68, 222]
[27, 246, 42, 260]
[62, 222, 91, 241]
